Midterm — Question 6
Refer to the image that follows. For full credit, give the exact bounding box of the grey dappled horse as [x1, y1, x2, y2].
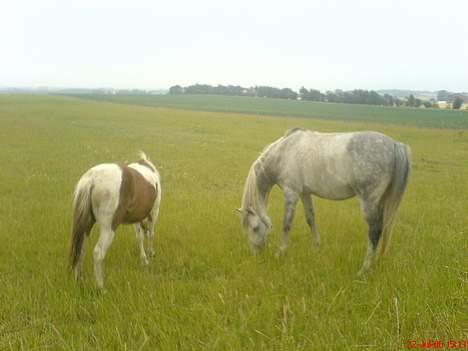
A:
[238, 128, 410, 275]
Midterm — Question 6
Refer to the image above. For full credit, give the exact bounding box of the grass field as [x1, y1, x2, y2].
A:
[0, 94, 466, 350]
[70, 94, 468, 129]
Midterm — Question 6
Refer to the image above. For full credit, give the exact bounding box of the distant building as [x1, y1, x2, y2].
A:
[438, 101, 449, 109]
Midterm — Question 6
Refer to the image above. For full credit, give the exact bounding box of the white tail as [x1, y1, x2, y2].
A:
[380, 143, 411, 255]
[70, 176, 95, 272]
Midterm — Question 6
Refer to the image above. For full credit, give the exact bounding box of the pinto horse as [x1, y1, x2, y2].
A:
[70, 152, 161, 289]
[239, 128, 410, 275]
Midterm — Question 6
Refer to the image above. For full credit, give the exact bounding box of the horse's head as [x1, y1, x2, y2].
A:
[238, 207, 272, 252]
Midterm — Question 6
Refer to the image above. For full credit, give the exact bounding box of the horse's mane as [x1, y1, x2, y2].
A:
[256, 127, 303, 164]
[283, 127, 305, 138]
[240, 134, 288, 227]
[240, 162, 259, 228]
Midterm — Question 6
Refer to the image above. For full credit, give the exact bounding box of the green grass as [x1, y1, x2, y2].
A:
[0, 94, 466, 350]
[69, 94, 468, 129]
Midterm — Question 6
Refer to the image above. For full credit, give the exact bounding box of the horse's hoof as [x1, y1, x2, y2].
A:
[249, 245, 261, 255]
[98, 288, 108, 295]
[357, 268, 369, 278]
[96, 283, 107, 294]
[74, 273, 81, 283]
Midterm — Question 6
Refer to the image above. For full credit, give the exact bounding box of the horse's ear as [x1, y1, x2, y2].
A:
[236, 208, 244, 214]
[247, 207, 256, 216]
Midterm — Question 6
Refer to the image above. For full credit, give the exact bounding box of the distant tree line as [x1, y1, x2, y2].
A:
[302, 88, 398, 106]
[169, 84, 465, 109]
[169, 84, 299, 100]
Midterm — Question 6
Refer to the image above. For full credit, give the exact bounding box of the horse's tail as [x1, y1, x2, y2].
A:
[70, 174, 95, 273]
[380, 142, 411, 255]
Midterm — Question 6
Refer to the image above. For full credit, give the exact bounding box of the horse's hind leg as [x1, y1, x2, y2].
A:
[134, 223, 149, 265]
[301, 194, 320, 247]
[74, 233, 89, 281]
[358, 199, 384, 276]
[278, 188, 298, 256]
[93, 224, 115, 289]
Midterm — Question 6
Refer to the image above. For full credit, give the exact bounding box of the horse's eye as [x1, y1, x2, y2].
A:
[252, 225, 260, 232]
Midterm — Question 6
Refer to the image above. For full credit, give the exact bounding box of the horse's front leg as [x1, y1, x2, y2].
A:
[277, 188, 298, 256]
[147, 234, 156, 258]
[134, 223, 149, 265]
[145, 206, 159, 258]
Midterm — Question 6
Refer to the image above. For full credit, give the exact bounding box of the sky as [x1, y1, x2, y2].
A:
[1, 0, 467, 92]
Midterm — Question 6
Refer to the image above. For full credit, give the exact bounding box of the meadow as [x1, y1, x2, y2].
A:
[72, 94, 468, 129]
[0, 94, 466, 350]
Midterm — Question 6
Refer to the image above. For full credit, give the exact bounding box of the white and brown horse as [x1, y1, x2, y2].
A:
[70, 152, 161, 289]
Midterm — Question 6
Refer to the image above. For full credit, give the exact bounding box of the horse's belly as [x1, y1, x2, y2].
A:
[308, 183, 355, 200]
[122, 207, 151, 224]
[304, 172, 355, 200]
[121, 195, 156, 224]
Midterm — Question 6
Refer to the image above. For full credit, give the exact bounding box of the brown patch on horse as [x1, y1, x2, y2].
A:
[112, 165, 157, 231]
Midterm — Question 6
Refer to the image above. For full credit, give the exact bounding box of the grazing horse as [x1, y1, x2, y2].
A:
[70, 152, 161, 289]
[238, 128, 410, 275]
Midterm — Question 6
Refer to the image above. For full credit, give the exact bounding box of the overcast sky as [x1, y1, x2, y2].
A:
[1, 0, 467, 91]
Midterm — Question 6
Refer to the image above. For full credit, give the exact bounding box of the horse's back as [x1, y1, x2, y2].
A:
[282, 130, 397, 169]
[268, 130, 399, 199]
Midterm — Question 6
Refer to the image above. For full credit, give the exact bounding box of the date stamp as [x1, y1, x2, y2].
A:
[406, 340, 468, 349]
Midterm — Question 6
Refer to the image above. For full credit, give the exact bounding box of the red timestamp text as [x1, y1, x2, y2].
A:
[406, 340, 468, 349]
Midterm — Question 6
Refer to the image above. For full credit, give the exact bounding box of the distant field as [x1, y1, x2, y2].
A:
[69, 94, 468, 129]
[0, 95, 466, 350]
